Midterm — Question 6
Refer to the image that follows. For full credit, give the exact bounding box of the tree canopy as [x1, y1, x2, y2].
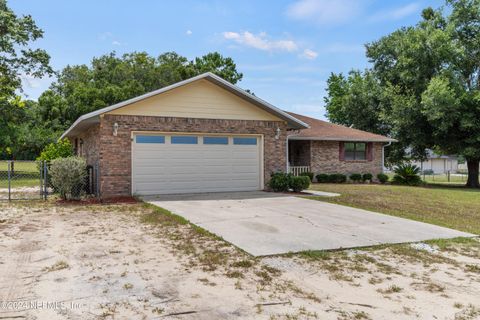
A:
[325, 0, 480, 187]
[36, 51, 243, 131]
[0, 0, 53, 159]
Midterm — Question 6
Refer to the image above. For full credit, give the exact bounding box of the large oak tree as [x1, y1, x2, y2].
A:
[325, 0, 480, 187]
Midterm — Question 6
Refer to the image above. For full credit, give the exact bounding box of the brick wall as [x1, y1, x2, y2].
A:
[70, 124, 100, 166]
[99, 115, 288, 197]
[310, 141, 383, 176]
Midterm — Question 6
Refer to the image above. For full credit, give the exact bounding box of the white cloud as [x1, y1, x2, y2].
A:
[186, 30, 193, 36]
[369, 3, 420, 22]
[286, 0, 363, 25]
[300, 49, 318, 60]
[222, 31, 298, 52]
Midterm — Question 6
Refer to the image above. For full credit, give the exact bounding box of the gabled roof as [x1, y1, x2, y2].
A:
[286, 112, 396, 143]
[60, 72, 309, 138]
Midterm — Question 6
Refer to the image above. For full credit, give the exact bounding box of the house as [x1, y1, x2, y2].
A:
[286, 112, 395, 176]
[61, 72, 395, 197]
[410, 150, 460, 174]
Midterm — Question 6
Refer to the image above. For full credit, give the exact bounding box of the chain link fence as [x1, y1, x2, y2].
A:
[0, 161, 47, 200]
[0, 160, 100, 201]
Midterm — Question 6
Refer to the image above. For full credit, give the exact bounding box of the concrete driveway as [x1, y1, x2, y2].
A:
[145, 192, 473, 256]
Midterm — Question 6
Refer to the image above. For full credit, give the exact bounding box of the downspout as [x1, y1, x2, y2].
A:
[382, 141, 392, 173]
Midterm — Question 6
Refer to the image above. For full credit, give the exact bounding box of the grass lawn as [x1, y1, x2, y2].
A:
[0, 161, 41, 188]
[309, 183, 480, 235]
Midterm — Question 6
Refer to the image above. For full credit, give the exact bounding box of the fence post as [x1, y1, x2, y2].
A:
[95, 161, 100, 199]
[43, 161, 48, 200]
[39, 161, 42, 198]
[7, 160, 11, 201]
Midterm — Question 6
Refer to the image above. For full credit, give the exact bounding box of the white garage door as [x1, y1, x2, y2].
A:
[132, 133, 262, 195]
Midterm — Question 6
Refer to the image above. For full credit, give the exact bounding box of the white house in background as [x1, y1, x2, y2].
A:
[411, 150, 460, 174]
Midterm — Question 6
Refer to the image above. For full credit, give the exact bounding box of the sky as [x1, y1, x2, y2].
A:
[11, 0, 443, 120]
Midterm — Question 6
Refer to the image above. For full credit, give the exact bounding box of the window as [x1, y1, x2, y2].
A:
[233, 137, 257, 145]
[171, 136, 198, 144]
[344, 142, 366, 160]
[203, 136, 228, 145]
[136, 135, 165, 144]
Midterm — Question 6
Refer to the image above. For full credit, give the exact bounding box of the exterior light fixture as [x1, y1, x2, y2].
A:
[275, 127, 281, 140]
[113, 122, 119, 136]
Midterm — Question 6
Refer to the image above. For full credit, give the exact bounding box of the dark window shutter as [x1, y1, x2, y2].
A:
[339, 142, 345, 161]
[367, 142, 374, 161]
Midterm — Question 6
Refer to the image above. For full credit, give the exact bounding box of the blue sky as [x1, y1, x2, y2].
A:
[11, 0, 442, 120]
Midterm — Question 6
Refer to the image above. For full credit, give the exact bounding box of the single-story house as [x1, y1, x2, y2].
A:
[410, 150, 460, 174]
[61, 72, 395, 197]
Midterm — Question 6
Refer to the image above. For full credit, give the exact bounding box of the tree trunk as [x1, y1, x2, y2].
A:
[466, 159, 480, 188]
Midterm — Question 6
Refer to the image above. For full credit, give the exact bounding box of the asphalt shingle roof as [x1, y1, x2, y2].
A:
[287, 112, 396, 142]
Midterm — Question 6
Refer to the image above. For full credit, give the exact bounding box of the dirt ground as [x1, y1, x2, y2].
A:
[0, 201, 479, 320]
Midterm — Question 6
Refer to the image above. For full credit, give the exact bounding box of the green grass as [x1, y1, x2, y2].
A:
[309, 183, 480, 235]
[0, 161, 41, 188]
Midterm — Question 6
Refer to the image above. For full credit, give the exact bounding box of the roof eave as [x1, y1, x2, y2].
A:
[288, 136, 397, 142]
[60, 72, 309, 138]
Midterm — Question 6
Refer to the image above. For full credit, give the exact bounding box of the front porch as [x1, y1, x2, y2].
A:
[288, 140, 311, 175]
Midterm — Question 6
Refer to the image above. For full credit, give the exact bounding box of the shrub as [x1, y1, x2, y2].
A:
[290, 176, 311, 192]
[299, 171, 314, 182]
[315, 173, 329, 183]
[269, 172, 292, 192]
[377, 173, 389, 184]
[50, 157, 87, 200]
[37, 139, 74, 162]
[362, 173, 373, 182]
[349, 173, 362, 182]
[329, 173, 347, 183]
[392, 163, 422, 186]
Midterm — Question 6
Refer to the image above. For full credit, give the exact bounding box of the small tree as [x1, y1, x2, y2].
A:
[49, 157, 86, 200]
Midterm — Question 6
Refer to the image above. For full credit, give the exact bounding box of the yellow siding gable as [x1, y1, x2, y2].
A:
[107, 79, 282, 121]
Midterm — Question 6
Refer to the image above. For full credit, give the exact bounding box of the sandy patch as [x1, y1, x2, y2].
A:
[0, 202, 479, 319]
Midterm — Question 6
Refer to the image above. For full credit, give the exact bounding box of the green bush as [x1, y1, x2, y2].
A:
[37, 139, 74, 162]
[50, 157, 87, 200]
[392, 163, 422, 186]
[362, 173, 373, 182]
[290, 176, 311, 192]
[299, 171, 314, 182]
[349, 173, 362, 182]
[377, 173, 389, 184]
[269, 172, 292, 192]
[315, 173, 329, 183]
[329, 173, 347, 183]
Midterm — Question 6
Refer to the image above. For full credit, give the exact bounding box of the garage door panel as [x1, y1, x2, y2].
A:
[132, 133, 262, 195]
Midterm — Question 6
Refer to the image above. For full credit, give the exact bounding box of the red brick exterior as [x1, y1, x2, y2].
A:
[309, 140, 383, 176]
[70, 125, 100, 166]
[70, 115, 385, 197]
[96, 115, 287, 197]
